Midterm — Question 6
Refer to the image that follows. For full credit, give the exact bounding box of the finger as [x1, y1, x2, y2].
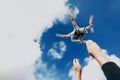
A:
[73, 58, 76, 65]
[76, 59, 81, 67]
[86, 40, 92, 46]
[86, 40, 91, 50]
[89, 40, 101, 49]
[87, 40, 94, 46]
[73, 58, 79, 65]
[87, 40, 98, 47]
[86, 40, 99, 48]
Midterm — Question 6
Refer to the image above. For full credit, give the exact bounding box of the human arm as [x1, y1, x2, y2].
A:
[86, 40, 120, 80]
[86, 40, 111, 66]
[102, 62, 120, 80]
[73, 58, 82, 80]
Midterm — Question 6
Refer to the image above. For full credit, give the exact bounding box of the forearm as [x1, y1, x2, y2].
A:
[75, 70, 82, 80]
[73, 58, 82, 80]
[92, 50, 111, 66]
[86, 40, 120, 80]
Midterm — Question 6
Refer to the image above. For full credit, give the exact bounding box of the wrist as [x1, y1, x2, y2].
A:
[75, 68, 82, 73]
[94, 51, 111, 66]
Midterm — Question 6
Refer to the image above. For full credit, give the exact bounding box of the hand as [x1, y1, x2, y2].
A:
[86, 40, 111, 66]
[73, 58, 82, 72]
[86, 40, 102, 57]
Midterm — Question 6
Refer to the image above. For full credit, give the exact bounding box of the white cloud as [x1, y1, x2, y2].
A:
[0, 0, 78, 80]
[48, 48, 63, 59]
[72, 7, 79, 18]
[82, 58, 107, 80]
[69, 49, 120, 80]
[0, 64, 35, 80]
[48, 41, 67, 59]
[68, 66, 76, 80]
[59, 41, 67, 52]
[34, 59, 62, 80]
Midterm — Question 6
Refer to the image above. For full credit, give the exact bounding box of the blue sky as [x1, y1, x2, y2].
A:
[37, 0, 120, 80]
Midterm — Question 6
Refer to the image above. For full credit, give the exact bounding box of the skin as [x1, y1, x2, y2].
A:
[73, 40, 112, 80]
[73, 58, 82, 80]
[86, 40, 111, 66]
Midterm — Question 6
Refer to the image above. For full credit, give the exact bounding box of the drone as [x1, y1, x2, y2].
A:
[56, 11, 94, 44]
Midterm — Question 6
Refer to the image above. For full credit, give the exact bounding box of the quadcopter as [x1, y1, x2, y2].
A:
[56, 11, 94, 44]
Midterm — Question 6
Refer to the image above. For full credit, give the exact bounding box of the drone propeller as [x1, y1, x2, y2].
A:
[56, 34, 66, 38]
[89, 15, 94, 32]
[89, 15, 94, 24]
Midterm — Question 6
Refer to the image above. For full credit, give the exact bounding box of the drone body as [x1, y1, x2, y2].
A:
[56, 11, 94, 44]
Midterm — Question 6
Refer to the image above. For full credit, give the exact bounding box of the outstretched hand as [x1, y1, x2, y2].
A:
[86, 40, 102, 57]
[73, 58, 82, 80]
[73, 58, 82, 72]
[86, 40, 111, 66]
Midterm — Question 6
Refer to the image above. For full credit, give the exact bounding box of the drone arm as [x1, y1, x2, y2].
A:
[71, 19, 78, 30]
[56, 31, 74, 38]
[85, 24, 94, 33]
[68, 11, 78, 30]
[65, 31, 74, 37]
[85, 25, 90, 30]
